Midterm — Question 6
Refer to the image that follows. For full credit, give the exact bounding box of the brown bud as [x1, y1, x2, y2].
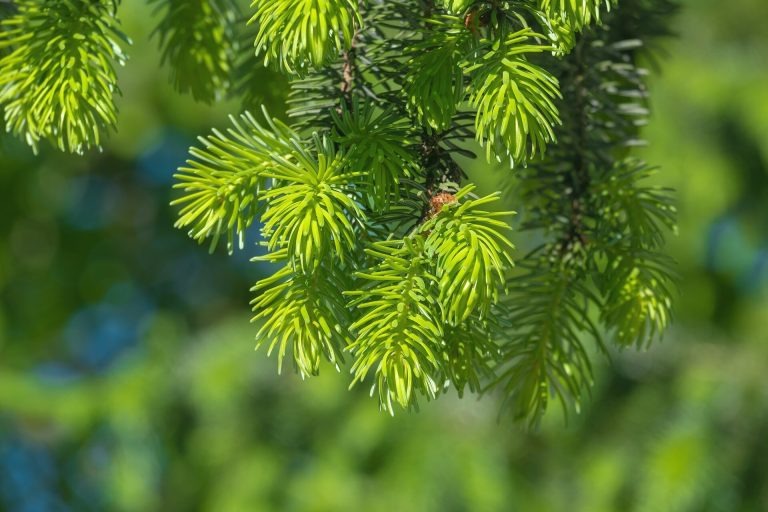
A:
[429, 192, 457, 217]
[464, 10, 478, 34]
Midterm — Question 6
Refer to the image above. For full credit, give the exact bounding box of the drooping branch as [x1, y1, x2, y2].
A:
[165, 0, 678, 421]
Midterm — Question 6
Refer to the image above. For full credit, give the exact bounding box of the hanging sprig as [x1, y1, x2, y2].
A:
[250, 0, 362, 75]
[593, 161, 677, 251]
[491, 0, 678, 424]
[466, 28, 562, 165]
[403, 15, 472, 132]
[598, 251, 675, 348]
[347, 186, 516, 413]
[419, 185, 515, 325]
[260, 135, 365, 271]
[538, 0, 614, 30]
[0, 0, 129, 153]
[347, 237, 443, 414]
[497, 261, 602, 426]
[172, 109, 299, 253]
[252, 251, 353, 377]
[592, 162, 677, 349]
[149, 0, 239, 103]
[241, 129, 366, 378]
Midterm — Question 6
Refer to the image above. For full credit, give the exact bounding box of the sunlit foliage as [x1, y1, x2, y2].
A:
[0, 0, 678, 423]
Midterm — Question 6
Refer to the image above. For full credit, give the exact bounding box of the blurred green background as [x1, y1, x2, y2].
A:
[1, 0, 767, 510]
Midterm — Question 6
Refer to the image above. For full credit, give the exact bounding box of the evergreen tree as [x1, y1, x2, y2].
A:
[0, 0, 678, 424]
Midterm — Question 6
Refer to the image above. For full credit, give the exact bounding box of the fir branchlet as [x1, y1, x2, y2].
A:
[149, 0, 239, 103]
[497, 260, 601, 426]
[249, 0, 362, 75]
[347, 237, 443, 414]
[466, 27, 562, 165]
[0, 0, 128, 153]
[251, 253, 353, 378]
[347, 186, 515, 413]
[163, 0, 680, 422]
[403, 15, 471, 132]
[172, 109, 299, 253]
[495, 0, 678, 424]
[538, 0, 614, 30]
[259, 135, 365, 272]
[419, 186, 515, 325]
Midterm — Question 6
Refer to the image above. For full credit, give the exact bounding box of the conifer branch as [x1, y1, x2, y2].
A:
[252, 253, 353, 377]
[348, 186, 515, 413]
[0, 0, 128, 153]
[497, 261, 600, 426]
[420, 187, 515, 324]
[466, 28, 562, 165]
[348, 237, 443, 414]
[172, 109, 299, 253]
[164, 0, 680, 421]
[538, 0, 614, 30]
[149, 0, 239, 103]
[259, 135, 365, 272]
[1, 0, 680, 422]
[493, 0, 678, 423]
[249, 0, 362, 75]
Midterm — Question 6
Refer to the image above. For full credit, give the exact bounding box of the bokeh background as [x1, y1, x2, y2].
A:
[1, 0, 767, 510]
